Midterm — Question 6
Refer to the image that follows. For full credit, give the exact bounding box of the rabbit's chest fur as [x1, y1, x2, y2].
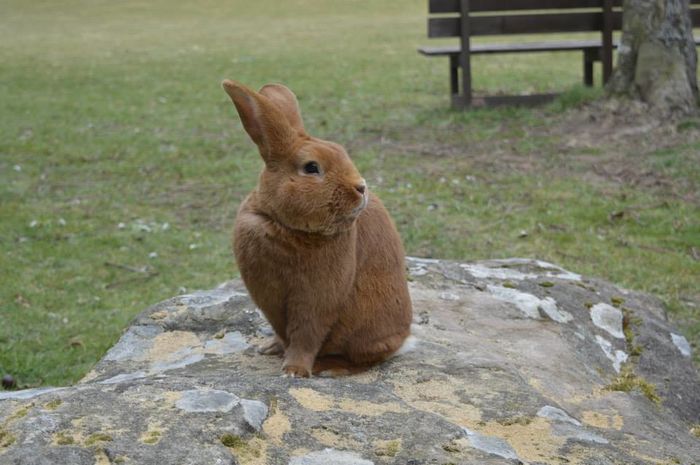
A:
[233, 194, 359, 340]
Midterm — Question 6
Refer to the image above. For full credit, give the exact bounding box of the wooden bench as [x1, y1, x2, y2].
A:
[419, 0, 700, 108]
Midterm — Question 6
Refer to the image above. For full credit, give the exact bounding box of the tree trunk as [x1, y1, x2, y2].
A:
[607, 0, 698, 115]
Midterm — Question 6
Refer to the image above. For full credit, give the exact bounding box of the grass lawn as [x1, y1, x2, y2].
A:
[1, 0, 699, 387]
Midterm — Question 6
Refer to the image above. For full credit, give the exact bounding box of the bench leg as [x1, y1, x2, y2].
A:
[450, 53, 472, 110]
[449, 54, 459, 96]
[584, 49, 595, 87]
[450, 54, 468, 109]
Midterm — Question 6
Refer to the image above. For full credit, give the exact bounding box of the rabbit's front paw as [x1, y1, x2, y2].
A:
[282, 364, 311, 378]
[258, 336, 284, 356]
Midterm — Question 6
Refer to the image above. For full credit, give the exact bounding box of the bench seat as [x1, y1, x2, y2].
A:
[418, 36, 700, 56]
[418, 39, 605, 56]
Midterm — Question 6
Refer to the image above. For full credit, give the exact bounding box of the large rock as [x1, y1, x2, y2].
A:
[1, 258, 699, 464]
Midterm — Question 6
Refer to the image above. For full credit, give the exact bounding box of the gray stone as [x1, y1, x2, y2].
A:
[537, 407, 611, 445]
[462, 263, 537, 281]
[595, 335, 629, 373]
[536, 406, 581, 426]
[289, 448, 374, 465]
[463, 428, 520, 461]
[590, 303, 625, 339]
[408, 264, 429, 277]
[0, 446, 95, 465]
[461, 258, 582, 281]
[487, 284, 572, 322]
[203, 331, 250, 354]
[0, 387, 64, 401]
[1, 258, 698, 465]
[240, 399, 268, 432]
[150, 350, 204, 372]
[18, 413, 61, 446]
[551, 422, 609, 445]
[175, 389, 240, 413]
[671, 332, 692, 357]
[103, 325, 162, 362]
[438, 291, 460, 301]
[98, 371, 148, 385]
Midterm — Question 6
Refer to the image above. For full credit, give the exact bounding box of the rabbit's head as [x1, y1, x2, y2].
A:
[223, 80, 367, 235]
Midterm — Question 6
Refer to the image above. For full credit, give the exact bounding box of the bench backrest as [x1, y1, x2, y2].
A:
[428, 0, 700, 92]
[428, 0, 700, 38]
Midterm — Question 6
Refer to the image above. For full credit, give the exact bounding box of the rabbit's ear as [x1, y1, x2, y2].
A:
[259, 84, 306, 135]
[222, 80, 297, 163]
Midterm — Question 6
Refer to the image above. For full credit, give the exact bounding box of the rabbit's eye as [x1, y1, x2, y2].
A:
[303, 161, 321, 175]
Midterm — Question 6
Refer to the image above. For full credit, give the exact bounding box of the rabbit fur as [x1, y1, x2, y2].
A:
[223, 80, 412, 378]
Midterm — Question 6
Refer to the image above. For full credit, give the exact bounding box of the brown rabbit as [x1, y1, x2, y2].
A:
[222, 80, 412, 378]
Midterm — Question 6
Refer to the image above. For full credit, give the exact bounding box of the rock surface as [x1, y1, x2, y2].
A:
[1, 258, 699, 465]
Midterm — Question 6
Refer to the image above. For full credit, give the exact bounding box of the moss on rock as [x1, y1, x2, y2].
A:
[143, 430, 161, 445]
[606, 365, 661, 404]
[0, 428, 17, 448]
[220, 433, 245, 448]
[85, 433, 113, 446]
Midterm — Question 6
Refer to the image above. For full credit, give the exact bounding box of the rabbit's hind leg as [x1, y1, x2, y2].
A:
[312, 355, 361, 377]
[346, 332, 409, 366]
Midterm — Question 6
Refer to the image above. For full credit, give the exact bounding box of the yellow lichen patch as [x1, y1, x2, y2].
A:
[618, 434, 688, 465]
[43, 399, 62, 411]
[289, 388, 334, 411]
[388, 371, 481, 426]
[290, 386, 403, 417]
[310, 426, 362, 450]
[528, 377, 544, 392]
[562, 444, 614, 465]
[441, 437, 470, 454]
[336, 399, 404, 417]
[140, 421, 164, 445]
[235, 346, 280, 374]
[159, 391, 183, 409]
[527, 377, 594, 406]
[57, 418, 120, 450]
[8, 404, 32, 421]
[581, 410, 624, 430]
[414, 400, 481, 426]
[262, 409, 290, 445]
[477, 417, 564, 464]
[94, 448, 111, 465]
[392, 377, 462, 404]
[79, 370, 99, 383]
[348, 370, 381, 384]
[56, 419, 87, 446]
[373, 439, 402, 457]
[147, 330, 201, 362]
[691, 424, 700, 438]
[290, 447, 311, 457]
[71, 417, 86, 430]
[149, 310, 168, 320]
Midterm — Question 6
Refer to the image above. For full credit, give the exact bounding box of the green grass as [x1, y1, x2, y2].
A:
[1, 0, 698, 387]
